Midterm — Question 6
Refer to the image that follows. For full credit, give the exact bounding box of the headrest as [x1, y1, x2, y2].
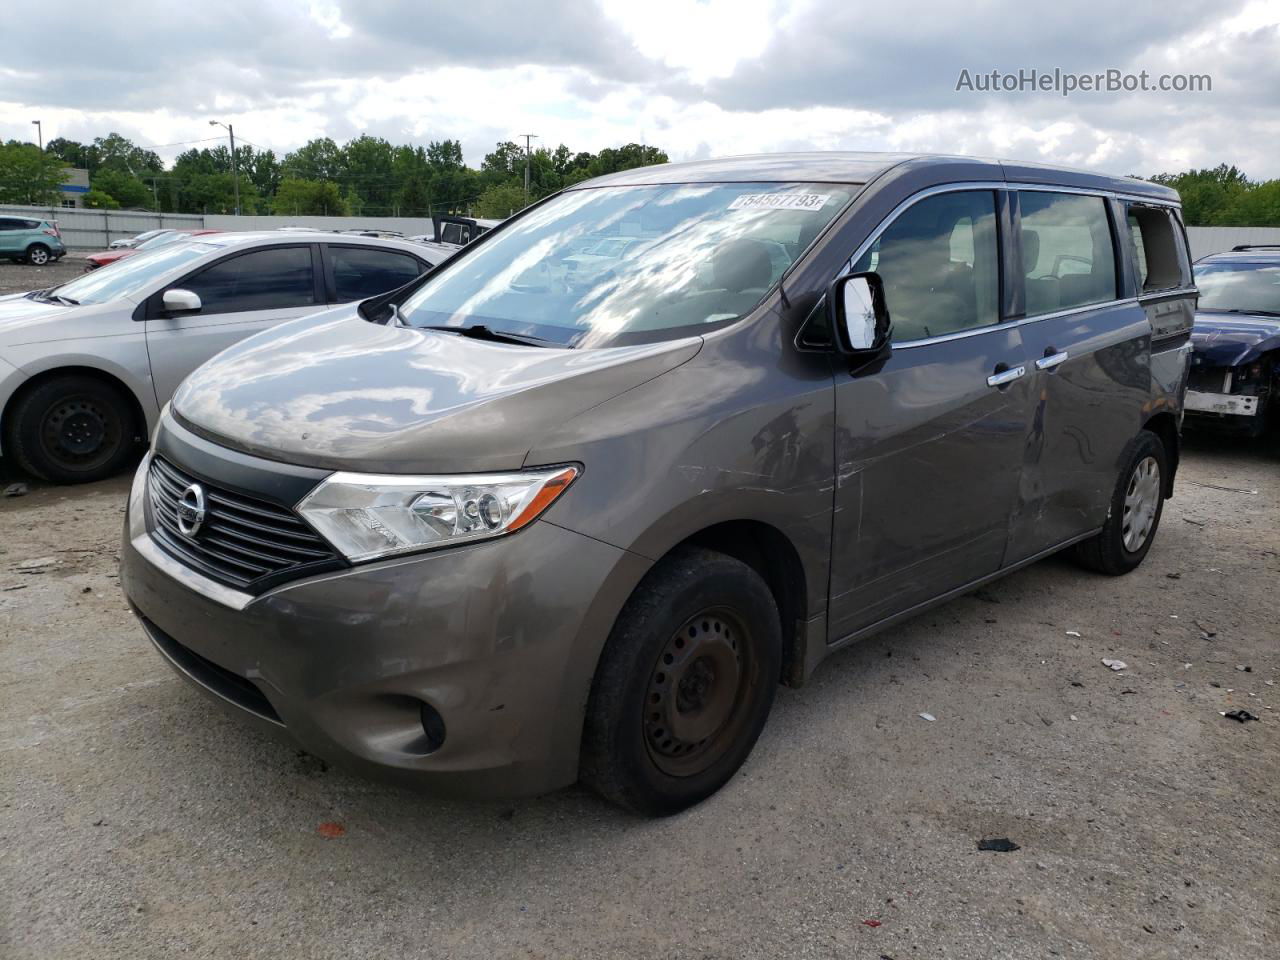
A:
[714, 238, 774, 293]
[1022, 229, 1041, 273]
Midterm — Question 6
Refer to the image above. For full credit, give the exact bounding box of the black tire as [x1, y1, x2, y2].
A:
[25, 244, 51, 266]
[1074, 430, 1168, 576]
[581, 546, 782, 816]
[5, 375, 137, 483]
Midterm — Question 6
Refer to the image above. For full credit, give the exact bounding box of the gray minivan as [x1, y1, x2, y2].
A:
[121, 153, 1195, 815]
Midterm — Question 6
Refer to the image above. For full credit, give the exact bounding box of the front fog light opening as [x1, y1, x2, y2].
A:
[420, 701, 447, 754]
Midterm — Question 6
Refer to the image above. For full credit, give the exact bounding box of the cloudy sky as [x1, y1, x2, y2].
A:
[3, 0, 1279, 178]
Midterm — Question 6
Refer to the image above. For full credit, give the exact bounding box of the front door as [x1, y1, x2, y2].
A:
[145, 244, 323, 405]
[828, 188, 1032, 641]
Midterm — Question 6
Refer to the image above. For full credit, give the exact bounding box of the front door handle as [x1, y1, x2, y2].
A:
[1036, 350, 1069, 371]
[986, 365, 1026, 388]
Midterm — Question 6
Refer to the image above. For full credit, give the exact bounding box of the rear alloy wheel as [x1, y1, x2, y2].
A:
[6, 375, 137, 483]
[581, 546, 781, 815]
[25, 244, 51, 266]
[1075, 429, 1168, 575]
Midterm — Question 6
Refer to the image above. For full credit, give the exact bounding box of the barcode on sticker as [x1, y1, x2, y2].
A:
[729, 193, 831, 211]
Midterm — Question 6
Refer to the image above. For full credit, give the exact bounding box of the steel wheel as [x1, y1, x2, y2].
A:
[643, 606, 758, 778]
[38, 394, 123, 473]
[27, 245, 50, 265]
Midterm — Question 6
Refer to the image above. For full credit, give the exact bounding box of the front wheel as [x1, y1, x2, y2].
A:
[581, 546, 782, 816]
[5, 374, 137, 483]
[1074, 430, 1168, 575]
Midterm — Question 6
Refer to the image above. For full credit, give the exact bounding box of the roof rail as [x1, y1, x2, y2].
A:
[1230, 244, 1280, 252]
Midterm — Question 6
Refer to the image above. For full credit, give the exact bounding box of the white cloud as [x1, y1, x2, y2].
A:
[1, 0, 1278, 178]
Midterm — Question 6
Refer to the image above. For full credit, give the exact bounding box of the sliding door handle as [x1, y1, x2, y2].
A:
[986, 365, 1026, 388]
[1036, 351, 1069, 371]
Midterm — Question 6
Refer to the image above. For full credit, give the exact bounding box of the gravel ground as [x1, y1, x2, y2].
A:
[0, 256, 88, 295]
[1, 436, 1277, 957]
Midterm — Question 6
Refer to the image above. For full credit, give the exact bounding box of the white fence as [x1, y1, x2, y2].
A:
[1184, 226, 1280, 261]
[6, 202, 1280, 261]
[0, 204, 203, 251]
[0, 203, 439, 251]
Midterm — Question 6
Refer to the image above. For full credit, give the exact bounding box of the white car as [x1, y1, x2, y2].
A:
[109, 228, 173, 250]
[0, 231, 441, 483]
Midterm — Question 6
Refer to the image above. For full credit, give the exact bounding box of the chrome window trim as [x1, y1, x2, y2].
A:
[893, 298, 1143, 349]
[841, 178, 1184, 350]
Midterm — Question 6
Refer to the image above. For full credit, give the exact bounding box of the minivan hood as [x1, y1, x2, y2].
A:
[172, 309, 702, 473]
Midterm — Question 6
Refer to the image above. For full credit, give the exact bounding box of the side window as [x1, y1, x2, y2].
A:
[179, 246, 315, 314]
[853, 190, 999, 342]
[329, 247, 424, 302]
[1018, 192, 1117, 315]
[1127, 205, 1183, 293]
[0, 218, 20, 231]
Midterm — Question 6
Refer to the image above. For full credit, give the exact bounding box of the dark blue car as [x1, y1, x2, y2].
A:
[1188, 245, 1280, 437]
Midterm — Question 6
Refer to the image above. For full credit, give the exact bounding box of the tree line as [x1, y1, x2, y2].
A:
[5, 137, 1278, 226]
[0, 132, 668, 219]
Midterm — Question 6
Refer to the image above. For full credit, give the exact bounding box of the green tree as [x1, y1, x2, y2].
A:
[1220, 180, 1280, 227]
[475, 182, 528, 218]
[184, 172, 261, 214]
[1150, 165, 1252, 225]
[89, 133, 162, 176]
[92, 169, 153, 209]
[0, 142, 69, 203]
[82, 189, 121, 209]
[46, 137, 89, 168]
[341, 135, 395, 214]
[271, 178, 350, 216]
[281, 138, 343, 182]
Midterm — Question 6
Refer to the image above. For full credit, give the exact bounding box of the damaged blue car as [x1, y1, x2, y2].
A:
[1188, 245, 1280, 438]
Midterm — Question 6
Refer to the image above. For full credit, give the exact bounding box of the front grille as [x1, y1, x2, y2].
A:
[147, 455, 343, 593]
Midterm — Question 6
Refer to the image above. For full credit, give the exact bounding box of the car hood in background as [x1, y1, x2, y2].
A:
[86, 249, 135, 267]
[172, 309, 702, 474]
[1191, 312, 1280, 367]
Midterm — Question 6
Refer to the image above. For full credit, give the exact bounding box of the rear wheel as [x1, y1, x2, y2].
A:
[581, 546, 781, 816]
[5, 375, 137, 483]
[25, 244, 51, 266]
[1074, 430, 1168, 575]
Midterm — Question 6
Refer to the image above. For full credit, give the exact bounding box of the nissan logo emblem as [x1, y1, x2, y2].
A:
[176, 483, 207, 537]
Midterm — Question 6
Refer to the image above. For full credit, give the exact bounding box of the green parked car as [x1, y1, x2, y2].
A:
[0, 216, 66, 265]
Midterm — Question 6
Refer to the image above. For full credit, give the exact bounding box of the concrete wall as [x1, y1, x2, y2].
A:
[0, 204, 202, 250]
[202, 214, 436, 236]
[1184, 226, 1280, 261]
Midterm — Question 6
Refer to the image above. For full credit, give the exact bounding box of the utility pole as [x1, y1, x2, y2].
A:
[520, 133, 538, 204]
[31, 120, 42, 151]
[209, 120, 241, 215]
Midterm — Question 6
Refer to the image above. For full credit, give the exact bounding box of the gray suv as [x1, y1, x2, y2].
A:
[121, 153, 1195, 815]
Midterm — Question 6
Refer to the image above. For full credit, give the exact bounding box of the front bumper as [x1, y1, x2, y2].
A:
[120, 451, 649, 798]
[1185, 390, 1259, 417]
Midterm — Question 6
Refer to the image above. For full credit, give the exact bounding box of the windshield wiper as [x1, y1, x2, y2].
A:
[421, 324, 562, 348]
[24, 288, 79, 306]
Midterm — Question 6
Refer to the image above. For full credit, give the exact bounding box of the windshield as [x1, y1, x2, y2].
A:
[52, 242, 216, 304]
[1195, 261, 1280, 316]
[136, 231, 188, 251]
[399, 182, 855, 347]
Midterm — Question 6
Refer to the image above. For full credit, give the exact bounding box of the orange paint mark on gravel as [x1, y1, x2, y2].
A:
[317, 821, 346, 838]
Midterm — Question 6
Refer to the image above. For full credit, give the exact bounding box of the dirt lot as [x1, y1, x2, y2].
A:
[0, 255, 88, 296]
[1, 429, 1277, 957]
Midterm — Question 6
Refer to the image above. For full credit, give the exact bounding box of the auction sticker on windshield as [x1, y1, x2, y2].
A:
[729, 193, 831, 211]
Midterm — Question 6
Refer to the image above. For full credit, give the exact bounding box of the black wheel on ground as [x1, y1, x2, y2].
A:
[5, 374, 137, 483]
[580, 545, 782, 816]
[24, 244, 51, 266]
[1074, 429, 1168, 576]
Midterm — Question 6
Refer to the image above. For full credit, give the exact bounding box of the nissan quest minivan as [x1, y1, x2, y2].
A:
[121, 153, 1196, 815]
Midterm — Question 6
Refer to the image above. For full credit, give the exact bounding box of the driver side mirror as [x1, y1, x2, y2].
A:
[162, 288, 201, 314]
[828, 271, 891, 355]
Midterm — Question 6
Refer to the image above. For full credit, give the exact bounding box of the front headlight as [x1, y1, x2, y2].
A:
[296, 465, 579, 562]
